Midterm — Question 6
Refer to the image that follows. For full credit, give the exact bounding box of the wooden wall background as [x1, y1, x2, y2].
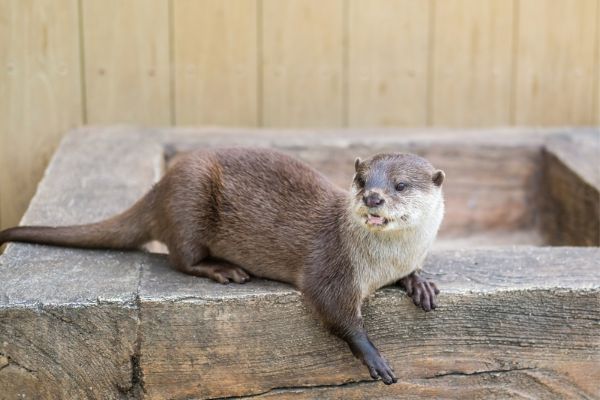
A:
[1, 0, 599, 229]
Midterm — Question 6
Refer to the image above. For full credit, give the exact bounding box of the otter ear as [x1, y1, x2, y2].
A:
[432, 170, 445, 187]
[354, 157, 362, 172]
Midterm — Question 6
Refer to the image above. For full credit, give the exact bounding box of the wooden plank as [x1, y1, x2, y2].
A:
[431, 0, 513, 126]
[138, 247, 600, 398]
[543, 135, 600, 246]
[0, 0, 82, 229]
[262, 0, 344, 127]
[173, 0, 258, 126]
[515, 0, 597, 125]
[597, 1, 600, 125]
[348, 0, 429, 126]
[82, 0, 170, 124]
[235, 360, 600, 399]
[0, 306, 139, 399]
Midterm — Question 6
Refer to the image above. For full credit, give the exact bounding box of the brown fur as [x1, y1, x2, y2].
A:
[0, 147, 445, 385]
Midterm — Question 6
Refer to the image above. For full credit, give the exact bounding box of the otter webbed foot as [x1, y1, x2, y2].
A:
[364, 351, 397, 385]
[347, 332, 397, 385]
[206, 264, 251, 284]
[181, 262, 251, 284]
[399, 272, 439, 312]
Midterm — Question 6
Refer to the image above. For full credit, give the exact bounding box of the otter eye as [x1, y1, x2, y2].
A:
[355, 175, 366, 188]
[395, 182, 407, 192]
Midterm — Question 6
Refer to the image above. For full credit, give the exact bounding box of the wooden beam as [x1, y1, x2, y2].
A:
[139, 247, 600, 399]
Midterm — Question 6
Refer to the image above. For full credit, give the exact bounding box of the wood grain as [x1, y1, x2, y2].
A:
[431, 0, 513, 126]
[347, 0, 429, 126]
[3, 1, 600, 227]
[173, 0, 258, 126]
[0, 305, 139, 399]
[138, 247, 600, 399]
[262, 0, 344, 127]
[542, 135, 600, 246]
[514, 0, 598, 125]
[81, 0, 170, 124]
[237, 363, 595, 400]
[0, 0, 82, 229]
[243, 362, 600, 399]
[262, 141, 543, 234]
[2, 127, 599, 398]
[597, 2, 600, 125]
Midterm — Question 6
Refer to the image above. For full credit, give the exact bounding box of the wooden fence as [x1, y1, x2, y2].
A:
[1, 0, 599, 229]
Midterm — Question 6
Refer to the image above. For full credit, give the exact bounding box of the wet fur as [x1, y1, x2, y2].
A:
[0, 147, 445, 385]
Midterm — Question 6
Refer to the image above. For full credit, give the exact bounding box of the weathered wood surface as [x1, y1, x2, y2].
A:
[0, 304, 139, 400]
[138, 248, 600, 399]
[542, 132, 600, 246]
[287, 142, 543, 235]
[0, 127, 599, 399]
[161, 127, 547, 236]
[0, 128, 161, 399]
[2, 246, 598, 400]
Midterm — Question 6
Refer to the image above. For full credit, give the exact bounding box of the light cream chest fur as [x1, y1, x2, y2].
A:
[350, 201, 444, 299]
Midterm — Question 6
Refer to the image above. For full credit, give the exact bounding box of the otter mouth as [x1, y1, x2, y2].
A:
[366, 213, 389, 227]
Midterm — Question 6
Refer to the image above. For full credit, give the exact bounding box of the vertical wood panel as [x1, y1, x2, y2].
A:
[348, 0, 429, 126]
[82, 0, 170, 124]
[515, 0, 597, 125]
[262, 0, 344, 127]
[431, 0, 513, 126]
[174, 0, 257, 126]
[597, 0, 600, 125]
[0, 0, 82, 229]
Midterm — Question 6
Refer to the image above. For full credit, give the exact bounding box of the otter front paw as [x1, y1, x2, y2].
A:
[347, 332, 397, 385]
[363, 353, 397, 385]
[400, 272, 439, 312]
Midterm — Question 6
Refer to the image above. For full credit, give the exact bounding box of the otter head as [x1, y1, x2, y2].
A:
[350, 153, 445, 233]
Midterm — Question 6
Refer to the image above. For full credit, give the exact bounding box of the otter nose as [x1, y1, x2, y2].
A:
[363, 193, 385, 208]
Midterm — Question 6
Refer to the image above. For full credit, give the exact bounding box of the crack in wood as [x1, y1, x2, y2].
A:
[115, 300, 145, 398]
[0, 358, 8, 373]
[209, 368, 540, 399]
[120, 265, 147, 399]
[0, 352, 37, 374]
[425, 367, 535, 379]
[208, 378, 380, 399]
[117, 264, 146, 399]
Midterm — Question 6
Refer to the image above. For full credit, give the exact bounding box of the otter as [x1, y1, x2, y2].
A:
[0, 148, 445, 385]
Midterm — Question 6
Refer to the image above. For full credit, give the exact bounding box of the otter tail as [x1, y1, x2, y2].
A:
[0, 191, 157, 250]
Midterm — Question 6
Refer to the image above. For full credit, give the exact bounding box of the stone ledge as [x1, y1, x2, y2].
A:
[1, 127, 599, 399]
